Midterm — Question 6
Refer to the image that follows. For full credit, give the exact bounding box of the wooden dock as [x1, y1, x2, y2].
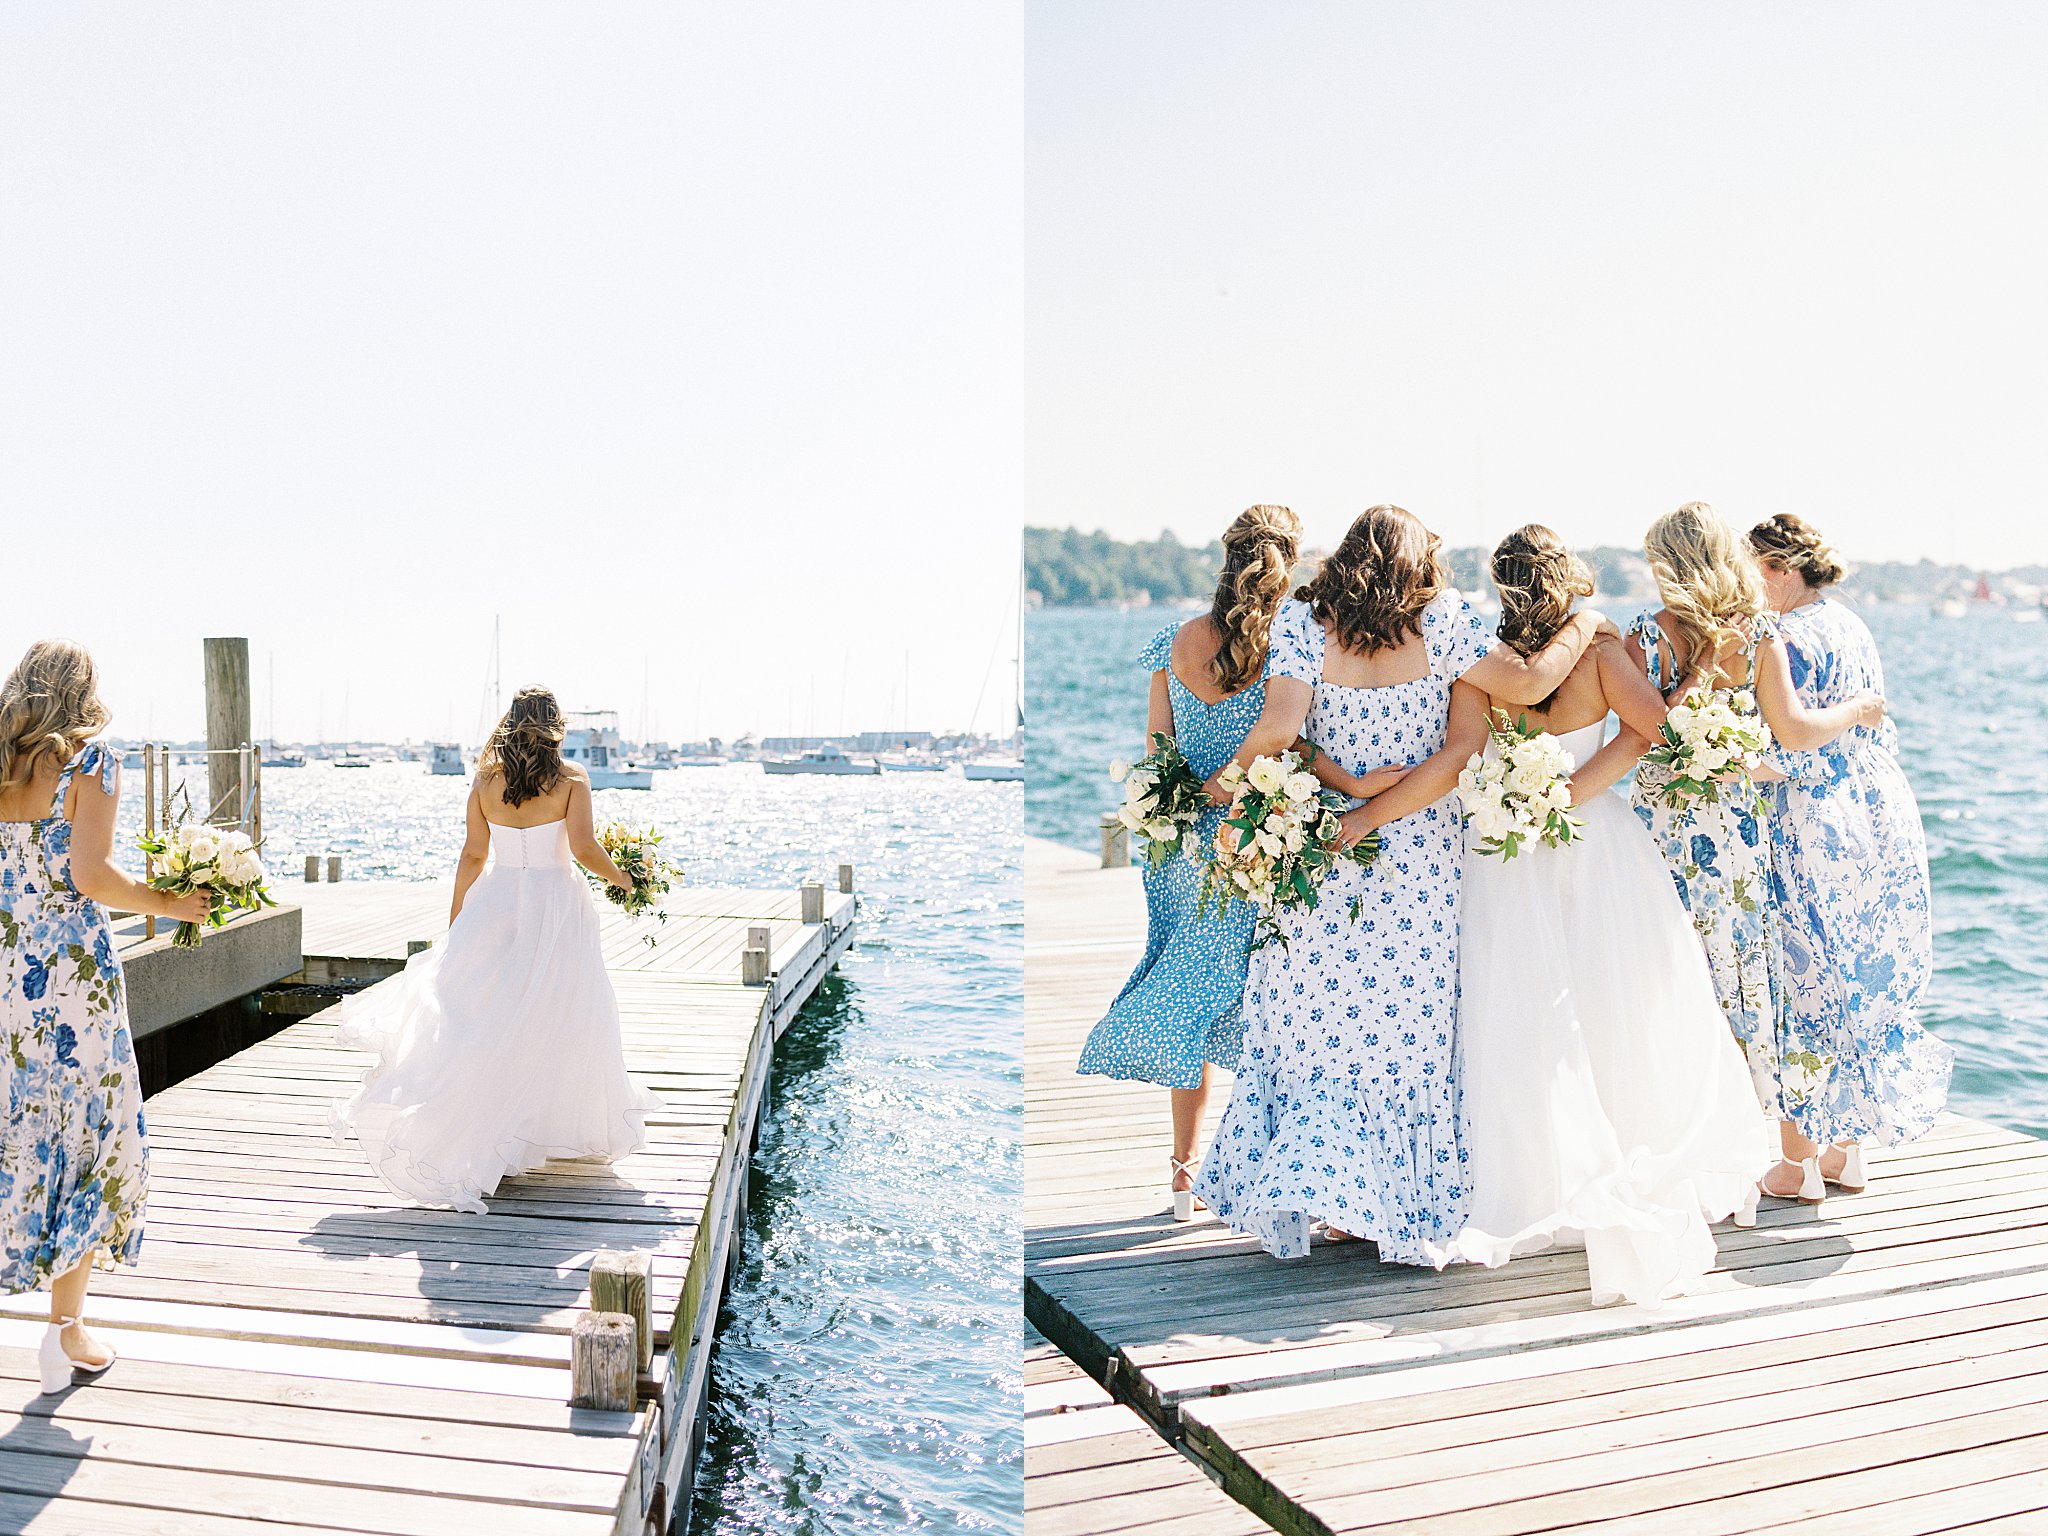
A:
[0, 875, 856, 1535]
[1025, 835, 2048, 1536]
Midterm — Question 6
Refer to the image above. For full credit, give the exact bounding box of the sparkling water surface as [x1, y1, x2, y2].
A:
[1027, 603, 2048, 1141]
[116, 763, 1023, 1533]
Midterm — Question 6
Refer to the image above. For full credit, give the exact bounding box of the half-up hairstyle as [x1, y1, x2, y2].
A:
[1296, 505, 1448, 654]
[1209, 504, 1303, 691]
[481, 687, 566, 807]
[1748, 513, 1846, 589]
[1492, 524, 1595, 657]
[0, 640, 112, 792]
[1643, 502, 1766, 672]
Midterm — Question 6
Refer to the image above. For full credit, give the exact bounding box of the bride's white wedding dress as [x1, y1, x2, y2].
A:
[1454, 719, 1776, 1305]
[330, 818, 662, 1214]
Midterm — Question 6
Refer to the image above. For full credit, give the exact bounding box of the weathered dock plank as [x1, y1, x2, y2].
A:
[3, 878, 856, 1534]
[1024, 836, 2048, 1536]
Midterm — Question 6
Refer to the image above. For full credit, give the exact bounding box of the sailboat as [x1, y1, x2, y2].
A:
[261, 656, 305, 767]
[964, 560, 1025, 782]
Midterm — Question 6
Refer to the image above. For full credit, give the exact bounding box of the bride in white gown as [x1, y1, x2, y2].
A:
[331, 687, 663, 1214]
[1453, 527, 1776, 1305]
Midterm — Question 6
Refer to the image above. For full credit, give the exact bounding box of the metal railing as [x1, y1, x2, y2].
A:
[137, 743, 262, 941]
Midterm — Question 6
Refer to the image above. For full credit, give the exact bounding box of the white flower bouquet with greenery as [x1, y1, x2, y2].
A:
[1109, 732, 1209, 867]
[1457, 713, 1585, 859]
[1197, 747, 1378, 945]
[136, 815, 275, 949]
[1640, 685, 1772, 811]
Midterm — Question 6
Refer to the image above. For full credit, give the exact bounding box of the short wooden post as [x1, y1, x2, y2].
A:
[837, 862, 855, 894]
[570, 1310, 637, 1410]
[801, 881, 825, 923]
[590, 1249, 653, 1372]
[326, 855, 342, 882]
[304, 855, 320, 883]
[741, 924, 771, 986]
[1100, 812, 1130, 869]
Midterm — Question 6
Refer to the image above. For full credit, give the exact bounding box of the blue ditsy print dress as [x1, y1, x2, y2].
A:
[1198, 592, 1492, 1263]
[1763, 598, 1949, 1145]
[1628, 612, 1782, 1111]
[0, 743, 148, 1291]
[1077, 620, 1266, 1089]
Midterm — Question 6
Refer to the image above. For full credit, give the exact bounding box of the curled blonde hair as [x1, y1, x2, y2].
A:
[1748, 513, 1846, 588]
[1297, 505, 1448, 654]
[480, 687, 566, 807]
[0, 640, 112, 792]
[1643, 502, 1765, 671]
[1209, 504, 1302, 692]
[1491, 523, 1595, 657]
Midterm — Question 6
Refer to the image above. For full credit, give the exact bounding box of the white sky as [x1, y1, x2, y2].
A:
[2, 3, 1023, 745]
[1027, 2, 2048, 567]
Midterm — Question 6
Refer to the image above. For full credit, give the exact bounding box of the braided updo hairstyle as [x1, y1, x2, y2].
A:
[1297, 505, 1448, 654]
[0, 640, 111, 792]
[1492, 524, 1596, 657]
[1643, 502, 1766, 673]
[481, 686, 567, 807]
[1748, 513, 1847, 589]
[1209, 504, 1303, 692]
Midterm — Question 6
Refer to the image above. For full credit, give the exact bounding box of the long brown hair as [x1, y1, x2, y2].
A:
[1748, 512, 1846, 588]
[480, 687, 566, 807]
[1296, 505, 1448, 654]
[1492, 524, 1595, 657]
[1209, 504, 1302, 691]
[0, 640, 112, 791]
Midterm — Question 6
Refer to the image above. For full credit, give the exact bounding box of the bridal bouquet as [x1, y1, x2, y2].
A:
[1641, 686, 1772, 811]
[1108, 733, 1209, 867]
[1458, 713, 1585, 860]
[592, 824, 679, 939]
[136, 812, 275, 949]
[1197, 748, 1378, 946]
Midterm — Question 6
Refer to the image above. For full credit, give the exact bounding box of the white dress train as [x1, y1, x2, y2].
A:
[330, 818, 662, 1214]
[1454, 721, 1777, 1305]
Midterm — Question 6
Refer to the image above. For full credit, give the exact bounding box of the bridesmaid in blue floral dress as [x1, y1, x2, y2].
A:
[1078, 506, 1308, 1219]
[1624, 503, 1880, 1118]
[0, 641, 208, 1394]
[1195, 506, 1609, 1262]
[1747, 515, 1951, 1201]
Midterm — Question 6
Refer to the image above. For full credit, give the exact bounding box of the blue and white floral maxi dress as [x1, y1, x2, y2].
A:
[0, 743, 149, 1291]
[1197, 592, 1492, 1262]
[1763, 598, 1950, 1145]
[1078, 621, 1265, 1088]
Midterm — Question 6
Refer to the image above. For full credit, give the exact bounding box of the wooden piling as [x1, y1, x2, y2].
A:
[303, 854, 320, 883]
[742, 923, 772, 986]
[1099, 812, 1130, 869]
[326, 854, 342, 882]
[801, 881, 825, 923]
[202, 637, 250, 826]
[570, 1311, 638, 1410]
[838, 862, 855, 894]
[591, 1249, 654, 1372]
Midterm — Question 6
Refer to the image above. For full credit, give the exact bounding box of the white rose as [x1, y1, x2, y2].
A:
[1144, 818, 1178, 843]
[1109, 759, 1131, 783]
[1283, 823, 1306, 852]
[1247, 757, 1287, 795]
[187, 832, 220, 866]
[1118, 804, 1144, 831]
[1285, 771, 1319, 803]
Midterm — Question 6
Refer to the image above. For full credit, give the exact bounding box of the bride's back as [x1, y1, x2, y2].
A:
[476, 763, 579, 827]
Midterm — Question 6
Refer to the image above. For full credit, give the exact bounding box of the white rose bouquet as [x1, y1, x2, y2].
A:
[1457, 713, 1585, 860]
[1197, 747, 1378, 946]
[136, 814, 275, 949]
[1640, 686, 1772, 812]
[1108, 732, 1209, 867]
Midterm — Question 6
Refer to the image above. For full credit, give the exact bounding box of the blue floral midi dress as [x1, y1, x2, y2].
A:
[1763, 598, 1949, 1146]
[1628, 612, 1783, 1111]
[1077, 620, 1266, 1089]
[0, 743, 148, 1291]
[1197, 592, 1493, 1262]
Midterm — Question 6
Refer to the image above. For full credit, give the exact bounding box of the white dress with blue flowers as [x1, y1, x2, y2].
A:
[1077, 621, 1265, 1089]
[1628, 613, 1782, 1112]
[0, 743, 149, 1291]
[1763, 598, 1950, 1146]
[1197, 592, 1491, 1263]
